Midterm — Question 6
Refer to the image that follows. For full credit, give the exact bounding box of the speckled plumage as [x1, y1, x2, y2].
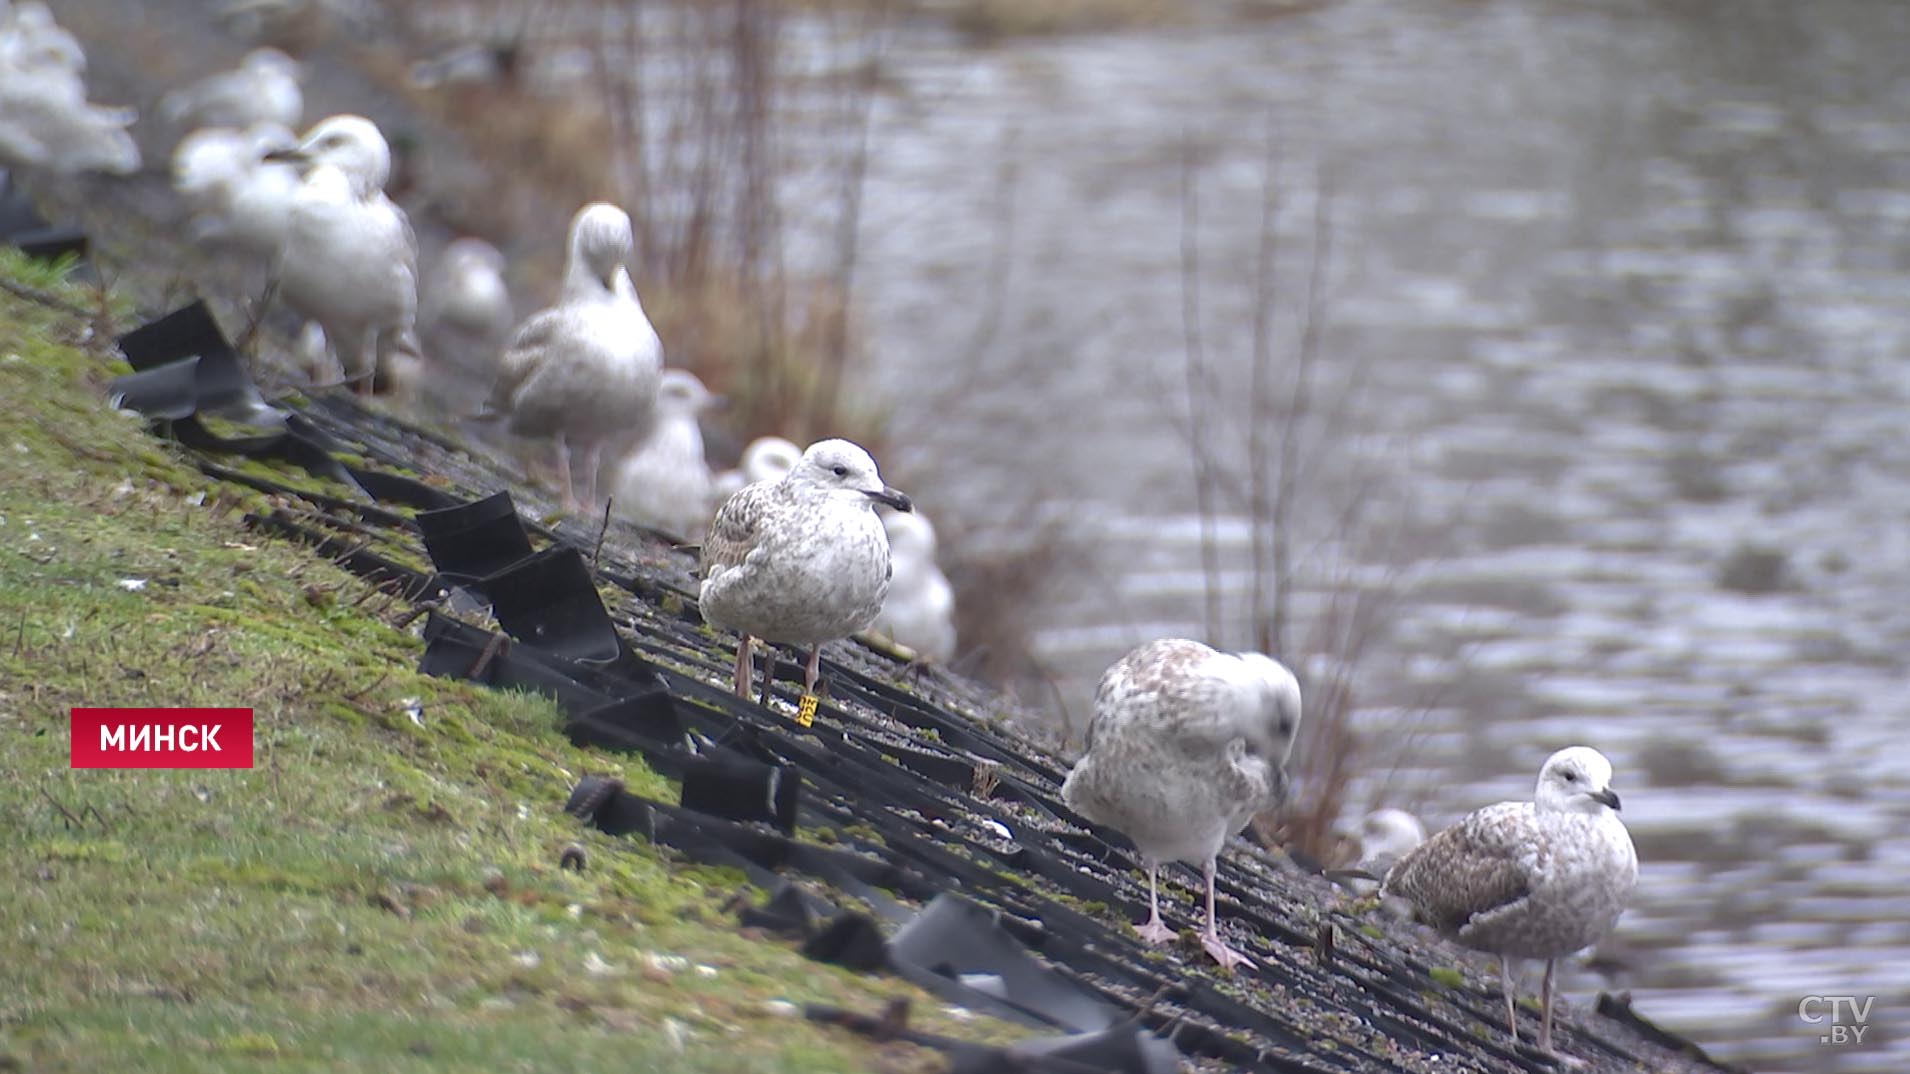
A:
[699, 439, 912, 698]
[485, 202, 662, 512]
[1383, 746, 1637, 1051]
[1061, 638, 1302, 968]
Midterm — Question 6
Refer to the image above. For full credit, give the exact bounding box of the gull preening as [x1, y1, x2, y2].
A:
[172, 121, 299, 258]
[610, 368, 721, 541]
[482, 202, 662, 513]
[159, 47, 303, 133]
[1382, 746, 1638, 1052]
[0, 2, 139, 176]
[700, 438, 911, 701]
[868, 509, 957, 663]
[1061, 638, 1302, 969]
[267, 114, 421, 396]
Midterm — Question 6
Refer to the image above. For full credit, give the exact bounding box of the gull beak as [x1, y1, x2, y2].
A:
[865, 487, 912, 513]
[262, 146, 308, 164]
[1591, 787, 1621, 811]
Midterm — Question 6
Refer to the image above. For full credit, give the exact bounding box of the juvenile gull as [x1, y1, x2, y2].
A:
[1061, 638, 1302, 969]
[868, 510, 956, 663]
[700, 438, 911, 700]
[266, 114, 420, 396]
[483, 202, 661, 514]
[610, 368, 721, 541]
[1383, 746, 1637, 1052]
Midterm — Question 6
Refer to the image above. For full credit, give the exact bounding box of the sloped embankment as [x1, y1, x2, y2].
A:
[2, 245, 1739, 1073]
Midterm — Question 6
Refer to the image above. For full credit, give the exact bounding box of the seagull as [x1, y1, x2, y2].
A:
[709, 435, 801, 511]
[0, 3, 139, 177]
[264, 114, 421, 396]
[481, 202, 662, 514]
[868, 509, 957, 663]
[1329, 807, 1427, 897]
[160, 47, 303, 132]
[1382, 746, 1638, 1053]
[172, 121, 298, 255]
[418, 236, 513, 415]
[610, 368, 722, 541]
[1061, 638, 1302, 970]
[700, 438, 911, 701]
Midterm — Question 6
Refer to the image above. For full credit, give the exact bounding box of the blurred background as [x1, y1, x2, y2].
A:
[38, 0, 1910, 1069]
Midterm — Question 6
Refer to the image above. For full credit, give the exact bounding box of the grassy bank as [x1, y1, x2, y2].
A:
[0, 254, 1011, 1071]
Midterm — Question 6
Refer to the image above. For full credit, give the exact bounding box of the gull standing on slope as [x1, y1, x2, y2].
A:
[482, 202, 661, 514]
[0, 3, 139, 176]
[868, 510, 957, 663]
[1382, 746, 1637, 1053]
[1061, 638, 1302, 970]
[700, 438, 911, 700]
[610, 368, 721, 541]
[266, 114, 420, 396]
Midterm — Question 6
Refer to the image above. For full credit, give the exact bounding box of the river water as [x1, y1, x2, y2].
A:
[426, 1, 1910, 1068]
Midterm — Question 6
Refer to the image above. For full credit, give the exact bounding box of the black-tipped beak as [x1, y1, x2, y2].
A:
[1591, 787, 1621, 811]
[262, 147, 307, 164]
[865, 487, 912, 513]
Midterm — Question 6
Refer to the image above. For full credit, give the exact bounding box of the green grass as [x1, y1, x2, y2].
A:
[0, 253, 1018, 1072]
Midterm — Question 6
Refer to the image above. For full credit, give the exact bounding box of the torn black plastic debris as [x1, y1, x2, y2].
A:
[888, 893, 1119, 1035]
[679, 750, 801, 835]
[481, 545, 622, 664]
[108, 356, 202, 421]
[415, 490, 536, 587]
[800, 912, 887, 972]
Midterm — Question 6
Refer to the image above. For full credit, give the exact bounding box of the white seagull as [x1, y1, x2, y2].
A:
[610, 368, 721, 541]
[482, 202, 662, 514]
[265, 114, 420, 396]
[1061, 638, 1302, 970]
[160, 47, 303, 132]
[700, 438, 911, 700]
[1383, 746, 1638, 1053]
[868, 509, 957, 663]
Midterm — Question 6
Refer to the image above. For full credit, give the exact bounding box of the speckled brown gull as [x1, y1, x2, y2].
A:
[1060, 638, 1302, 970]
[699, 438, 912, 701]
[482, 202, 662, 513]
[1383, 746, 1638, 1053]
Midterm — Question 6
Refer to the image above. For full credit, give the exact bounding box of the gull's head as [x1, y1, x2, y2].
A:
[741, 436, 801, 484]
[244, 47, 301, 81]
[567, 202, 634, 288]
[883, 510, 938, 560]
[656, 368, 720, 417]
[1230, 651, 1302, 763]
[1359, 808, 1426, 861]
[444, 236, 506, 276]
[790, 438, 911, 513]
[268, 115, 392, 192]
[1535, 745, 1621, 815]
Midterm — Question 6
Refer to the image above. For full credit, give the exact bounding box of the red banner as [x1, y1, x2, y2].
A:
[70, 708, 255, 769]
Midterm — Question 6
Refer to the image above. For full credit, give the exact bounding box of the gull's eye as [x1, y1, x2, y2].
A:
[1562, 770, 1579, 783]
[831, 464, 848, 477]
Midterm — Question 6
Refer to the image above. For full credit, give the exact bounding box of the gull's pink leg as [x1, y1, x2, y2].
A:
[1199, 856, 1255, 970]
[731, 635, 753, 698]
[1133, 862, 1175, 945]
[804, 646, 822, 695]
[554, 433, 576, 513]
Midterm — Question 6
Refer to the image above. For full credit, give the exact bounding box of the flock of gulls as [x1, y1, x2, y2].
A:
[13, 6, 1641, 1060]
